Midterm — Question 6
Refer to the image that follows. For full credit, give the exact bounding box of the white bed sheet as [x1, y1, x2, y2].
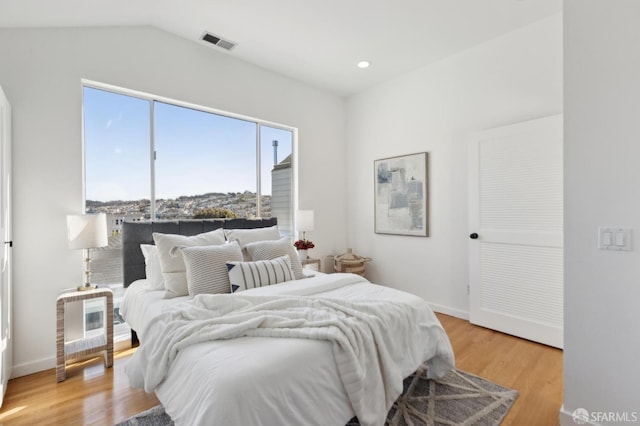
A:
[123, 273, 454, 426]
[120, 270, 321, 341]
[120, 280, 190, 342]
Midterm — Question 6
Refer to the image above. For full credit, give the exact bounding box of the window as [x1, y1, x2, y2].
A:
[83, 83, 295, 242]
[153, 101, 258, 219]
[82, 83, 295, 339]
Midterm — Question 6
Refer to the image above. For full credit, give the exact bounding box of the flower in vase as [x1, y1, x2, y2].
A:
[293, 239, 315, 250]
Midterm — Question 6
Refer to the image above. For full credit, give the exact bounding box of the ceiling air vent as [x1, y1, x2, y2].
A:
[201, 32, 237, 51]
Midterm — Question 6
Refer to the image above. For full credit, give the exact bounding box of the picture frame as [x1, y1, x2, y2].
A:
[374, 152, 429, 236]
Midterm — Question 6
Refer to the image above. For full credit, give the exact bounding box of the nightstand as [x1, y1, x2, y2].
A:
[301, 257, 321, 272]
[56, 287, 113, 382]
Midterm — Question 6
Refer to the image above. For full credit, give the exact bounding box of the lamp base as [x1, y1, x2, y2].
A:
[77, 284, 98, 292]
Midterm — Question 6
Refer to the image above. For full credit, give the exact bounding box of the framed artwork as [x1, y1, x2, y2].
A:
[374, 152, 429, 236]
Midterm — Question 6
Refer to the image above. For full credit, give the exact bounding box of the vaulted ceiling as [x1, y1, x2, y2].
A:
[0, 0, 561, 96]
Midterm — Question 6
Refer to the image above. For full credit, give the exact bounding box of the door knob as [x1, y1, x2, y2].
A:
[469, 233, 479, 239]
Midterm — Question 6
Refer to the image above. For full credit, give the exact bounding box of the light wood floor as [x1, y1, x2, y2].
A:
[0, 314, 562, 425]
[437, 314, 563, 425]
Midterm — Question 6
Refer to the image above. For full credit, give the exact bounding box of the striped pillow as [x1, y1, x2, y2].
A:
[153, 228, 226, 298]
[244, 237, 305, 279]
[227, 255, 295, 293]
[224, 225, 281, 260]
[177, 241, 243, 296]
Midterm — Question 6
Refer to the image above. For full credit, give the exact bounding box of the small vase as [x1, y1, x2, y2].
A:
[297, 249, 308, 261]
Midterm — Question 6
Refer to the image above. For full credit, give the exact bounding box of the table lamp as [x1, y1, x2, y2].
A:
[67, 213, 108, 291]
[296, 210, 314, 241]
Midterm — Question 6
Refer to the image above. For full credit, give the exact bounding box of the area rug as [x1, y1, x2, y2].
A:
[116, 365, 518, 426]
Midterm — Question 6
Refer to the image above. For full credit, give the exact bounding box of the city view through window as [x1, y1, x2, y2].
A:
[82, 85, 294, 336]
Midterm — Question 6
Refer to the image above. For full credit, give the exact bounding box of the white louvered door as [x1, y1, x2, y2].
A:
[468, 115, 563, 348]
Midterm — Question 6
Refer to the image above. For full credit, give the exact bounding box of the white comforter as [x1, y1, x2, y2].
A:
[126, 273, 454, 426]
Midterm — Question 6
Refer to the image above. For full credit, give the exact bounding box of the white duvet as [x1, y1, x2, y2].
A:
[125, 273, 454, 426]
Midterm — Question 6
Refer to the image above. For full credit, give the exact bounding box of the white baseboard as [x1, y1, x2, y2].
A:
[115, 337, 132, 352]
[11, 356, 56, 379]
[560, 406, 576, 426]
[428, 303, 469, 320]
[11, 338, 131, 379]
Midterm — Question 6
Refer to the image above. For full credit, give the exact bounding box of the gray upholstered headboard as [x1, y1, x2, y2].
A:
[122, 218, 278, 288]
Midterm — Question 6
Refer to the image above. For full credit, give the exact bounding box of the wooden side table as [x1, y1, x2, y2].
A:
[301, 257, 321, 272]
[56, 288, 113, 382]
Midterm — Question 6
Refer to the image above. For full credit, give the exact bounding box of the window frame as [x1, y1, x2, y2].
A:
[81, 79, 298, 221]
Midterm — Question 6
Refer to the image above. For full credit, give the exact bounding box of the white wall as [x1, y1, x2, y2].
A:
[345, 15, 562, 317]
[0, 26, 346, 376]
[562, 1, 640, 424]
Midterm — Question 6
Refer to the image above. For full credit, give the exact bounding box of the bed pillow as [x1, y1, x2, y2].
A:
[227, 255, 295, 293]
[244, 237, 304, 280]
[140, 244, 164, 290]
[153, 228, 226, 298]
[224, 225, 280, 260]
[178, 242, 243, 296]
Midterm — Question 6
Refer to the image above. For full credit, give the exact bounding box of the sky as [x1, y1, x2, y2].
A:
[83, 87, 293, 202]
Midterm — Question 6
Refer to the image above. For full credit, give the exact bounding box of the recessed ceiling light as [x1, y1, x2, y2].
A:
[357, 60, 371, 69]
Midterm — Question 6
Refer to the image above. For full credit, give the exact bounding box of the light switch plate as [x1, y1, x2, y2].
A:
[598, 227, 632, 251]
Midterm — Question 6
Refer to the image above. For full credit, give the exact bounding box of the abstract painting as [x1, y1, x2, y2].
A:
[374, 152, 428, 236]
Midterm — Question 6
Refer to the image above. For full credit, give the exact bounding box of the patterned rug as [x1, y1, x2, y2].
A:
[116, 365, 518, 426]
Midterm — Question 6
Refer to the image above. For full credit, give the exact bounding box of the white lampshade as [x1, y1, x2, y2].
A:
[67, 213, 108, 250]
[296, 210, 314, 232]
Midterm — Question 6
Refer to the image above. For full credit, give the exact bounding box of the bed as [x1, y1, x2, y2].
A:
[121, 218, 278, 345]
[121, 219, 455, 426]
